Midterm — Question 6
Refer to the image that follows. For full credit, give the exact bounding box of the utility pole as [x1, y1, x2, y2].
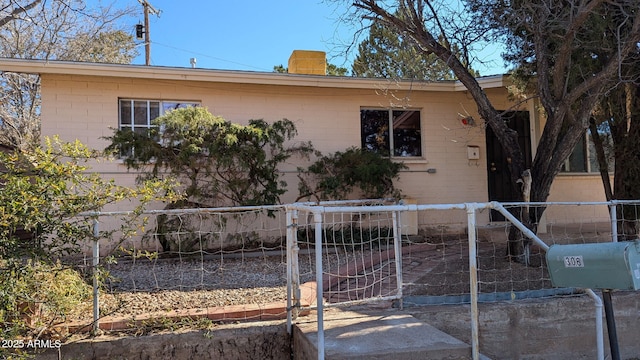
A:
[137, 0, 160, 66]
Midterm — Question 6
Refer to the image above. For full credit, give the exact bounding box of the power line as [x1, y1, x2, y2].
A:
[149, 41, 272, 71]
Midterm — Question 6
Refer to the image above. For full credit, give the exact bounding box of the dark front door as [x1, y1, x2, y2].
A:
[486, 111, 532, 221]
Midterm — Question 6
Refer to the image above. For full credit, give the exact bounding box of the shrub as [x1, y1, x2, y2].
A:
[1, 261, 92, 329]
[297, 147, 406, 201]
[105, 107, 314, 207]
[0, 137, 176, 347]
[0, 136, 178, 261]
[105, 107, 314, 252]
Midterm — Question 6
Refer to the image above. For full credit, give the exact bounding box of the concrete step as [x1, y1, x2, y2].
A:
[293, 309, 478, 360]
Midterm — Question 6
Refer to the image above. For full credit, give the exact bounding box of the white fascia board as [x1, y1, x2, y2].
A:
[0, 58, 507, 91]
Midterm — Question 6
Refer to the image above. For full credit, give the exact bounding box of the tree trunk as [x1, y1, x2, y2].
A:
[507, 170, 533, 264]
[589, 119, 613, 201]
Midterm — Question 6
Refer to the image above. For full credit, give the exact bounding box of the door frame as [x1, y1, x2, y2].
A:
[485, 111, 533, 221]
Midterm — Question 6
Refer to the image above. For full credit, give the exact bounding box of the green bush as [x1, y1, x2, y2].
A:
[1, 261, 92, 328]
[297, 147, 406, 201]
[0, 136, 178, 260]
[0, 137, 176, 349]
[105, 107, 314, 252]
[105, 107, 314, 207]
[0, 261, 92, 360]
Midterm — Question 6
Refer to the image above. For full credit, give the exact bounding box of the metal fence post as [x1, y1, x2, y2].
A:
[286, 209, 293, 334]
[586, 289, 605, 360]
[92, 218, 100, 334]
[392, 210, 403, 309]
[314, 210, 325, 360]
[466, 203, 480, 360]
[610, 203, 618, 242]
[291, 210, 300, 319]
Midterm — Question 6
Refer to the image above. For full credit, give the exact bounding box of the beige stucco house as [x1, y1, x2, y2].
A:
[0, 53, 609, 227]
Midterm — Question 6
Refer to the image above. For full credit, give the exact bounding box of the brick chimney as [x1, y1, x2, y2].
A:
[287, 50, 326, 75]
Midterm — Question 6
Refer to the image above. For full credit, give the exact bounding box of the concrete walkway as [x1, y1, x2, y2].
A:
[291, 226, 622, 359]
[293, 309, 472, 360]
[293, 243, 485, 359]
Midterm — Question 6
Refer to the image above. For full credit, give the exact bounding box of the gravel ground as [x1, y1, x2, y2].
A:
[66, 240, 550, 324]
[69, 249, 359, 323]
[104, 256, 290, 292]
[95, 287, 288, 320]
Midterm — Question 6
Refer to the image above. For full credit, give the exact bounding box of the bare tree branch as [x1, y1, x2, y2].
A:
[0, 0, 42, 28]
[0, 0, 138, 149]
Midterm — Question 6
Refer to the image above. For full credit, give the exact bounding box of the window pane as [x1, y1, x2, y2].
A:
[162, 102, 199, 114]
[149, 101, 160, 121]
[162, 102, 180, 113]
[392, 110, 421, 157]
[119, 100, 131, 127]
[133, 101, 149, 126]
[566, 135, 587, 172]
[587, 135, 599, 173]
[361, 110, 390, 156]
[562, 127, 617, 173]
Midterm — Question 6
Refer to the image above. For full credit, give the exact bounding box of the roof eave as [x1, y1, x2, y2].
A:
[0, 58, 508, 91]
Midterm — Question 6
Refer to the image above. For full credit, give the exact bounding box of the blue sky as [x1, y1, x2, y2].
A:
[119, 0, 507, 75]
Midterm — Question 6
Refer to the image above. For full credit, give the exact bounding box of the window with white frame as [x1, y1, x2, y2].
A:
[118, 99, 200, 134]
[360, 108, 422, 157]
[561, 128, 614, 173]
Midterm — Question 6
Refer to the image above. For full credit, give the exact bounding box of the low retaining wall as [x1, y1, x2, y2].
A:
[411, 292, 640, 360]
[34, 292, 640, 360]
[36, 321, 290, 360]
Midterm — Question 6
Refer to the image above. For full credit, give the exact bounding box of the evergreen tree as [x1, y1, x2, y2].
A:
[273, 62, 349, 76]
[352, 19, 475, 80]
